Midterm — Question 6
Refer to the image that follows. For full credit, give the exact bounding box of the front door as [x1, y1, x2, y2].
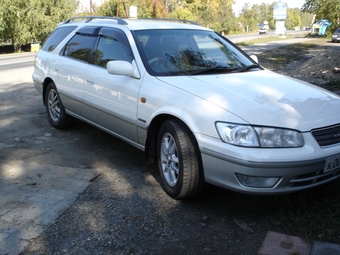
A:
[83, 27, 141, 144]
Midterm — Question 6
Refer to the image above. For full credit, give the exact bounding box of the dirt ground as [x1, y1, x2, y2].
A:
[258, 39, 340, 90]
[291, 48, 340, 86]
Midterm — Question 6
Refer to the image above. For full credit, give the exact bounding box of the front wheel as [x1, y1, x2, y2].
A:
[45, 81, 73, 129]
[157, 119, 204, 199]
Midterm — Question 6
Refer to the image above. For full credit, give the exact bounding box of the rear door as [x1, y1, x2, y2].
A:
[56, 26, 101, 116]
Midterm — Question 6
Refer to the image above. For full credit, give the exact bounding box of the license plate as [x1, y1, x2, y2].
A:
[324, 155, 340, 173]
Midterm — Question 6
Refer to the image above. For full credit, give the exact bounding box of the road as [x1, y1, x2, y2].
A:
[0, 53, 35, 83]
[1, 39, 339, 255]
[0, 52, 103, 254]
[227, 29, 308, 43]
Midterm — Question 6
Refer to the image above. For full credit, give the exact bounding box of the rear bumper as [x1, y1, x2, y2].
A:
[32, 73, 44, 95]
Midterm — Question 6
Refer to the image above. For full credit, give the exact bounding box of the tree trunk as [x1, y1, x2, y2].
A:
[13, 44, 21, 52]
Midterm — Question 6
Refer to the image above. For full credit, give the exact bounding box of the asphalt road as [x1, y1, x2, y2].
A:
[0, 52, 102, 254]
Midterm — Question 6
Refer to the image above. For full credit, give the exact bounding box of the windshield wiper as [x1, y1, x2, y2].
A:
[190, 66, 238, 75]
[236, 64, 261, 73]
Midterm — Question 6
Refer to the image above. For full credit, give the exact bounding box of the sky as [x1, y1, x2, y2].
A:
[233, 0, 306, 16]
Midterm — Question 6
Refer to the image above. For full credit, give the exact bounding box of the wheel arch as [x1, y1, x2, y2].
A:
[152, 116, 205, 199]
[42, 77, 54, 106]
[144, 114, 202, 167]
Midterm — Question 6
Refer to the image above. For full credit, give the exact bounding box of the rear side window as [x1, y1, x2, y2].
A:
[62, 34, 97, 62]
[41, 26, 77, 52]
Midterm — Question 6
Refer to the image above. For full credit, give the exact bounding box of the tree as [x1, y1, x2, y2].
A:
[97, 0, 167, 18]
[302, 0, 340, 31]
[165, 0, 234, 32]
[286, 8, 302, 29]
[0, 0, 31, 51]
[251, 3, 271, 25]
[238, 3, 259, 32]
[97, 0, 118, 16]
[300, 11, 314, 27]
[0, 0, 78, 51]
[213, 0, 237, 34]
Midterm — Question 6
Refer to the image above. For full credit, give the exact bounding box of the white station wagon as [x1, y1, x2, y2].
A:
[33, 16, 340, 199]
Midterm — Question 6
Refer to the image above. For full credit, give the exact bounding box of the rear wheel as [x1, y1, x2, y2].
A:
[45, 81, 73, 129]
[157, 119, 204, 199]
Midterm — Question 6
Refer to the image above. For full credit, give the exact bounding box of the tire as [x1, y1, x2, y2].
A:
[45, 81, 73, 129]
[157, 119, 204, 199]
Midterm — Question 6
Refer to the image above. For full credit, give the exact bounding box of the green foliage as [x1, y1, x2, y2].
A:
[0, 0, 317, 52]
[272, 180, 340, 240]
[97, 0, 117, 17]
[286, 9, 302, 29]
[0, 0, 77, 50]
[300, 11, 314, 27]
[238, 3, 259, 32]
[302, 0, 340, 31]
[98, 0, 167, 18]
[236, 2, 313, 33]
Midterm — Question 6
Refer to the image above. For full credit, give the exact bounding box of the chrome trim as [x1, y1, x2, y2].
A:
[201, 146, 327, 168]
[81, 99, 148, 130]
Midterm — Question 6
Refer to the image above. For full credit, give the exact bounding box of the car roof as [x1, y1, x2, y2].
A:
[59, 16, 212, 32]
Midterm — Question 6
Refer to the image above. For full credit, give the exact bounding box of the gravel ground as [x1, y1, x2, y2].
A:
[21, 159, 275, 255]
[19, 39, 340, 255]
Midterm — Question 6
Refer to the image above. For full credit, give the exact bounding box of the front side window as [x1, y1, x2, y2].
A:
[135, 29, 258, 76]
[94, 28, 133, 68]
[41, 26, 77, 52]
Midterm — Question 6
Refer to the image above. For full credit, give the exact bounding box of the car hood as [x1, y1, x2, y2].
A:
[157, 70, 340, 131]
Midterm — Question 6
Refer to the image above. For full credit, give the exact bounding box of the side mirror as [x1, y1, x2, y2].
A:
[249, 55, 258, 63]
[107, 60, 134, 76]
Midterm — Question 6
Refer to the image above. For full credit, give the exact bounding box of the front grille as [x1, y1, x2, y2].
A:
[288, 168, 340, 188]
[311, 124, 340, 147]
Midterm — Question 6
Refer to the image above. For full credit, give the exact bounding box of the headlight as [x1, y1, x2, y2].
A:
[215, 122, 304, 148]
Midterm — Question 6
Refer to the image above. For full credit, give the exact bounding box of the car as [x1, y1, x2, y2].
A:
[33, 16, 340, 200]
[258, 27, 268, 35]
[332, 28, 340, 42]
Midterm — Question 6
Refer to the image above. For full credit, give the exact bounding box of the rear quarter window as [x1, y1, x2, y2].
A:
[41, 26, 77, 52]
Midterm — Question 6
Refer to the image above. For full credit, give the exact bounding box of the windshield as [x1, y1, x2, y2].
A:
[134, 29, 258, 76]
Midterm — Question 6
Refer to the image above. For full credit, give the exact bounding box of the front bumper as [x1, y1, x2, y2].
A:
[332, 36, 340, 42]
[198, 134, 340, 194]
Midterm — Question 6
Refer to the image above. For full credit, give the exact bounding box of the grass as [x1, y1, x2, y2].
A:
[323, 79, 340, 91]
[271, 180, 340, 242]
[236, 35, 296, 46]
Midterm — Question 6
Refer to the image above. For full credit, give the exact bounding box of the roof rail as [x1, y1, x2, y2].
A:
[137, 18, 201, 26]
[62, 16, 128, 25]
